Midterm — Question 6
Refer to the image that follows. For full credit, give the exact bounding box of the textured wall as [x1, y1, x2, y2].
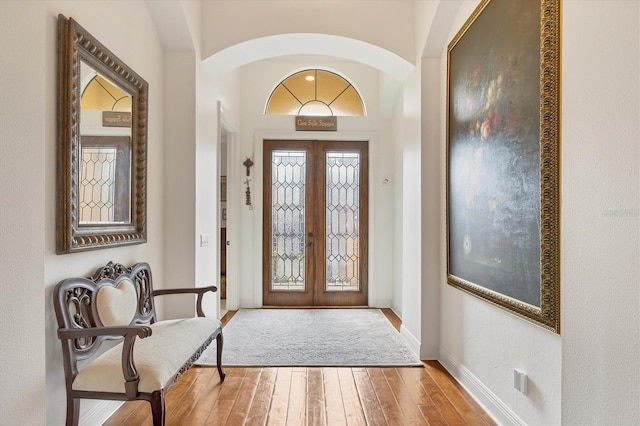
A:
[561, 1, 640, 423]
[0, 2, 47, 424]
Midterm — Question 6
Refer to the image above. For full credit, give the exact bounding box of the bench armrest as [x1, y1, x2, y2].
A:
[57, 325, 152, 340]
[152, 285, 218, 317]
[58, 325, 152, 398]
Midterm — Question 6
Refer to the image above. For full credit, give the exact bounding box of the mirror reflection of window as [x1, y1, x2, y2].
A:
[79, 136, 132, 224]
[80, 147, 117, 223]
[78, 60, 133, 225]
[80, 62, 132, 112]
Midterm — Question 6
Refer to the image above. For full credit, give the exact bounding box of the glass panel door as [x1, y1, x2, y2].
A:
[271, 150, 307, 291]
[263, 141, 315, 306]
[325, 152, 361, 292]
[263, 140, 368, 306]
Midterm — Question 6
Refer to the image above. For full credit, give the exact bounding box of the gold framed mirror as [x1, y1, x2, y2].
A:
[56, 15, 148, 253]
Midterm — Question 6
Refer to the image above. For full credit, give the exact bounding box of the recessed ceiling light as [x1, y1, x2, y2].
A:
[305, 75, 315, 82]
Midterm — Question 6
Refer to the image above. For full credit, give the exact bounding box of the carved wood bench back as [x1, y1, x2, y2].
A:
[53, 262, 157, 376]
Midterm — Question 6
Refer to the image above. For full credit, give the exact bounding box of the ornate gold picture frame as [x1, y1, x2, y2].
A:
[446, 0, 560, 333]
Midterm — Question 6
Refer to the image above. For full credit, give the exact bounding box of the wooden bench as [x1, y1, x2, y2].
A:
[53, 261, 225, 426]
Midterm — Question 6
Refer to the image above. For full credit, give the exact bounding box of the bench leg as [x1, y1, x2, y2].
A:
[216, 332, 226, 382]
[65, 397, 79, 426]
[149, 390, 165, 426]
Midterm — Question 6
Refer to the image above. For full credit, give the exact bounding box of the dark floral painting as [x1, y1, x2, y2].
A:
[448, 0, 547, 309]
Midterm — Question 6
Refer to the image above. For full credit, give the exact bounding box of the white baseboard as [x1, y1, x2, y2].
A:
[399, 324, 421, 358]
[79, 400, 123, 426]
[439, 348, 525, 426]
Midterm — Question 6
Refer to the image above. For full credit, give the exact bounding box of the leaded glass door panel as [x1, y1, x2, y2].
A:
[263, 140, 368, 306]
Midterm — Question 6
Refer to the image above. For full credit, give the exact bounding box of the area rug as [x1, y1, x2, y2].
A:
[195, 309, 422, 367]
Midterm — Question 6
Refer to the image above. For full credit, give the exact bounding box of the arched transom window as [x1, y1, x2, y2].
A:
[265, 69, 365, 116]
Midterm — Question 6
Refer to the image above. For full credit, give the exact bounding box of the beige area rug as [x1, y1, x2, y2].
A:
[196, 308, 422, 367]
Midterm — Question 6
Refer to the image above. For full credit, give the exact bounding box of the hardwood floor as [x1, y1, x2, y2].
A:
[104, 310, 494, 426]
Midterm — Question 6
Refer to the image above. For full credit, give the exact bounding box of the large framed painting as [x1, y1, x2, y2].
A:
[446, 0, 560, 333]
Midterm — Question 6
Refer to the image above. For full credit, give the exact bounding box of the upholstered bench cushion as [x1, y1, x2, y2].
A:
[73, 317, 221, 394]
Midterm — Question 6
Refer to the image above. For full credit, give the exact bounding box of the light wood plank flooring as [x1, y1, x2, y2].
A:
[104, 309, 494, 426]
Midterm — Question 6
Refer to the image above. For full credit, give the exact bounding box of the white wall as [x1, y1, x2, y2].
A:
[163, 51, 199, 320]
[0, 2, 47, 424]
[399, 65, 424, 356]
[0, 1, 166, 425]
[201, 0, 416, 66]
[146, 2, 199, 322]
[420, 56, 442, 360]
[145, 0, 242, 320]
[192, 0, 221, 317]
[561, 1, 640, 424]
[391, 98, 405, 317]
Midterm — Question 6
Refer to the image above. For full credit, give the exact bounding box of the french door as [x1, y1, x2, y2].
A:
[263, 140, 368, 306]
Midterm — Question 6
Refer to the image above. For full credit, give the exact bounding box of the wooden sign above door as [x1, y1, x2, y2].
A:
[295, 116, 337, 131]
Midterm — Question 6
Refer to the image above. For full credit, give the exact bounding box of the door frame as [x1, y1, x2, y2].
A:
[252, 130, 379, 308]
[217, 102, 239, 314]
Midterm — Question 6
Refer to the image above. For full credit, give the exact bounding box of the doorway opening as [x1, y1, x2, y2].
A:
[262, 139, 369, 306]
[219, 118, 231, 317]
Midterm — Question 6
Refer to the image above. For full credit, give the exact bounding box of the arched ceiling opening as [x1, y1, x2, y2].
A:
[201, 33, 414, 117]
[202, 33, 414, 83]
[144, 1, 422, 117]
